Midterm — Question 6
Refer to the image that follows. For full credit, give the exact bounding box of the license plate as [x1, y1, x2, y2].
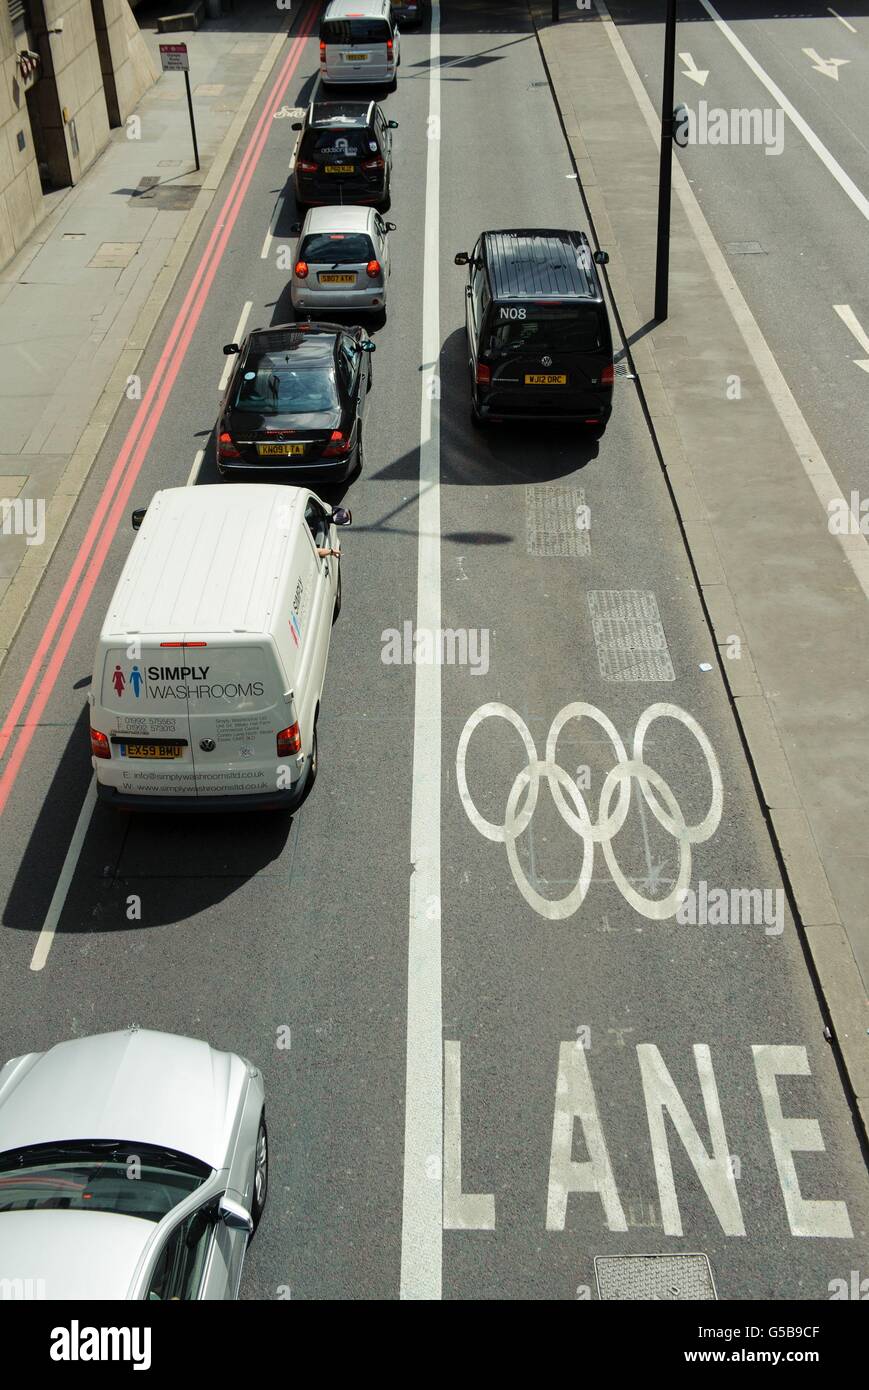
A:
[324, 164, 354, 174]
[345, 52, 369, 61]
[257, 443, 306, 456]
[525, 374, 567, 386]
[121, 743, 183, 760]
[318, 273, 356, 284]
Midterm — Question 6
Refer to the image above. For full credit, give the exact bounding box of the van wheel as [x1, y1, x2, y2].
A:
[307, 720, 319, 792]
[354, 432, 364, 477]
[332, 564, 342, 623]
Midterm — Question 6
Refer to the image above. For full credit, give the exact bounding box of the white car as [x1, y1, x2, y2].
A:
[291, 205, 395, 323]
[0, 1028, 267, 1300]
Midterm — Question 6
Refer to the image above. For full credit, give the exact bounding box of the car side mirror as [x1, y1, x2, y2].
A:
[223, 343, 239, 355]
[290, 221, 302, 235]
[331, 507, 352, 527]
[361, 340, 376, 352]
[385, 221, 396, 231]
[218, 1196, 254, 1234]
[593, 250, 609, 265]
[454, 252, 469, 266]
[388, 120, 399, 128]
[131, 508, 147, 530]
[291, 121, 302, 131]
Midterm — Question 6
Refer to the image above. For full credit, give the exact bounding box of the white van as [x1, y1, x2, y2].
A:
[319, 0, 400, 89]
[89, 484, 351, 812]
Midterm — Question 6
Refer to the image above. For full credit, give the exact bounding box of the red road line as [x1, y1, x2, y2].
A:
[0, 6, 316, 813]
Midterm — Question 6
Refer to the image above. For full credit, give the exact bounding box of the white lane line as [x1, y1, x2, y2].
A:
[828, 8, 857, 34]
[30, 777, 98, 972]
[595, 0, 869, 604]
[218, 301, 252, 391]
[186, 448, 205, 486]
[289, 136, 300, 172]
[833, 304, 869, 371]
[260, 195, 285, 260]
[400, 0, 442, 1301]
[695, 0, 869, 223]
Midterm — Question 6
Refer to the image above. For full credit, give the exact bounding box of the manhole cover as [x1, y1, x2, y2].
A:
[595, 1253, 717, 1300]
[526, 485, 590, 557]
[725, 241, 765, 255]
[588, 590, 675, 682]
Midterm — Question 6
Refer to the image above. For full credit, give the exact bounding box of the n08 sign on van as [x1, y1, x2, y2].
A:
[89, 484, 351, 812]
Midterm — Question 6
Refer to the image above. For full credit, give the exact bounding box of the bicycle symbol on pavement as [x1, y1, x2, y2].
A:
[456, 701, 723, 921]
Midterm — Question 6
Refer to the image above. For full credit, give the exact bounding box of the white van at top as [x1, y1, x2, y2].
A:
[319, 0, 400, 90]
[89, 484, 351, 812]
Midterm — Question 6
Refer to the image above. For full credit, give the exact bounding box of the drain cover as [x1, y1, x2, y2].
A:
[595, 1253, 717, 1300]
[587, 590, 675, 682]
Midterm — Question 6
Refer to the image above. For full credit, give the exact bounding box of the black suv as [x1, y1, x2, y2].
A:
[292, 101, 398, 211]
[454, 229, 614, 435]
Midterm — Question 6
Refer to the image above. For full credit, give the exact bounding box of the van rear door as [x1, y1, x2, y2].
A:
[184, 641, 285, 800]
[321, 16, 393, 82]
[484, 302, 611, 413]
[97, 644, 196, 797]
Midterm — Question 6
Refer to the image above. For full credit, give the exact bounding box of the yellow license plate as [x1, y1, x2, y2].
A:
[524, 374, 567, 386]
[325, 164, 354, 174]
[345, 53, 369, 61]
[258, 443, 305, 456]
[318, 273, 355, 284]
[122, 744, 183, 760]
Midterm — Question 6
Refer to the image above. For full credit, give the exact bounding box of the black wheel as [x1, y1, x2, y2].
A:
[251, 1114, 268, 1234]
[354, 430, 364, 476]
[378, 180, 392, 212]
[332, 563, 342, 623]
[307, 718, 319, 793]
[470, 398, 486, 429]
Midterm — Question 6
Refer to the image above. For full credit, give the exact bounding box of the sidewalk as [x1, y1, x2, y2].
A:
[0, 2, 294, 667]
[527, 0, 869, 1132]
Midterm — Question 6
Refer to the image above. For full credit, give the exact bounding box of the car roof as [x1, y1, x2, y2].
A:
[309, 101, 374, 128]
[0, 1028, 247, 1170]
[482, 229, 601, 302]
[0, 1210, 154, 1300]
[324, 0, 391, 18]
[303, 205, 376, 235]
[97, 485, 311, 640]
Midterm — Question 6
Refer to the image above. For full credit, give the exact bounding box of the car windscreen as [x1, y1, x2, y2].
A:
[232, 353, 339, 414]
[305, 129, 368, 158]
[299, 233, 375, 264]
[321, 18, 392, 42]
[0, 1142, 211, 1221]
[487, 306, 605, 354]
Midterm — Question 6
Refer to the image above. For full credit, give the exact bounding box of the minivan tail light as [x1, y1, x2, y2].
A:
[476, 363, 491, 386]
[295, 261, 309, 278]
[323, 430, 352, 457]
[298, 159, 317, 174]
[366, 260, 381, 278]
[362, 156, 384, 171]
[218, 432, 241, 459]
[601, 363, 614, 386]
[90, 729, 110, 759]
[319, 40, 326, 61]
[277, 723, 301, 756]
[386, 38, 393, 56]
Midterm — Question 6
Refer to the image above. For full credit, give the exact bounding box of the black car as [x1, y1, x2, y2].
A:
[292, 101, 398, 211]
[217, 322, 375, 481]
[391, 1, 427, 25]
[454, 229, 614, 435]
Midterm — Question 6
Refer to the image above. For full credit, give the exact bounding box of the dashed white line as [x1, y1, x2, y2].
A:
[828, 7, 857, 34]
[186, 448, 205, 486]
[218, 301, 253, 391]
[30, 777, 97, 972]
[833, 304, 869, 372]
[261, 195, 286, 260]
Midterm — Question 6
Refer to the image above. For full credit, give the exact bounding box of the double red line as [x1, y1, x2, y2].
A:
[0, 4, 317, 816]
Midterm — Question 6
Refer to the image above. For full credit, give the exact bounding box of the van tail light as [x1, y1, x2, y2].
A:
[386, 38, 393, 56]
[90, 729, 110, 760]
[298, 159, 317, 174]
[601, 363, 614, 386]
[362, 156, 384, 171]
[218, 432, 241, 459]
[323, 429, 352, 457]
[294, 261, 309, 278]
[476, 363, 491, 386]
[277, 723, 301, 756]
[366, 260, 381, 278]
[319, 40, 326, 61]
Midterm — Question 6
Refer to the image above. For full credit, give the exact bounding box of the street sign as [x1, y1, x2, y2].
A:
[159, 43, 189, 72]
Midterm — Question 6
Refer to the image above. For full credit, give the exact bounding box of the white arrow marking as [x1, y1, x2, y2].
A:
[802, 48, 850, 80]
[679, 51, 709, 86]
[834, 304, 869, 373]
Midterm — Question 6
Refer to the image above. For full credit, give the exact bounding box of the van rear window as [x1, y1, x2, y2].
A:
[321, 18, 392, 43]
[488, 306, 604, 354]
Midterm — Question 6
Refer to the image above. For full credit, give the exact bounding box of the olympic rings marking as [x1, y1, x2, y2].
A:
[456, 701, 723, 921]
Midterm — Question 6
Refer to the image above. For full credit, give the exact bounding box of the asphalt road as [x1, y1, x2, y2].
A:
[606, 0, 869, 513]
[0, 0, 867, 1301]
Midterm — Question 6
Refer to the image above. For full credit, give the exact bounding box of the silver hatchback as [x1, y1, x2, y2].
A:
[0, 1027, 267, 1300]
[291, 204, 395, 322]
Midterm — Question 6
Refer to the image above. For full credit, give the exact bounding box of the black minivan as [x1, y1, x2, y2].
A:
[454, 229, 614, 434]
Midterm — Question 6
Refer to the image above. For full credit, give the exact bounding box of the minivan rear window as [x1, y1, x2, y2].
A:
[321, 18, 392, 43]
[305, 129, 366, 158]
[487, 306, 605, 354]
[299, 233, 375, 264]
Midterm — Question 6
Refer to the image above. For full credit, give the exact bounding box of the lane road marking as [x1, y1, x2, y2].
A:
[834, 304, 869, 372]
[261, 195, 286, 260]
[219, 301, 253, 391]
[827, 8, 857, 35]
[400, 0, 442, 1302]
[30, 777, 98, 971]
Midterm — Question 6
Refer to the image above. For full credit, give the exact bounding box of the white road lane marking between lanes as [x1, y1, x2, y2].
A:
[828, 8, 857, 35]
[400, 0, 443, 1301]
[834, 304, 869, 373]
[30, 777, 98, 971]
[261, 195, 285, 260]
[186, 448, 205, 486]
[218, 302, 253, 391]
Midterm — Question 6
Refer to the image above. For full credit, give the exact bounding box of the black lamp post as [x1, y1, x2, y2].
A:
[654, 0, 678, 321]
